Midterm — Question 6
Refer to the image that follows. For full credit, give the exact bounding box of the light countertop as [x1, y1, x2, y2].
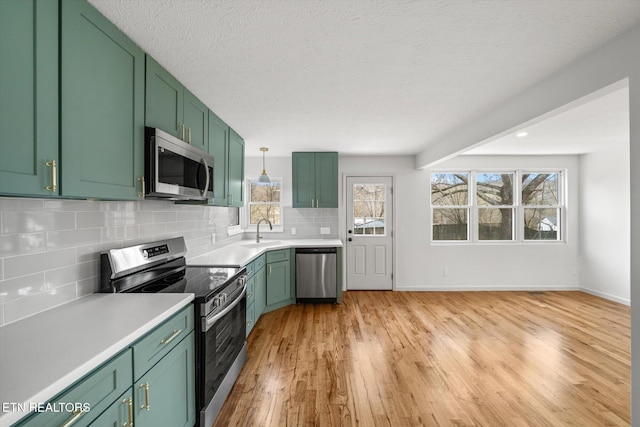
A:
[0, 293, 193, 426]
[187, 238, 343, 267]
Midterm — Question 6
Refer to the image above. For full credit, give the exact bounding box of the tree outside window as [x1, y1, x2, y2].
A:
[248, 179, 282, 225]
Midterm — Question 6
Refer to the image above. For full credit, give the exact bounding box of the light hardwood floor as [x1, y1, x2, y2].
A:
[214, 291, 630, 426]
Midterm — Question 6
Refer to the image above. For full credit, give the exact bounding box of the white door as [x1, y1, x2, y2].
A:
[346, 176, 393, 290]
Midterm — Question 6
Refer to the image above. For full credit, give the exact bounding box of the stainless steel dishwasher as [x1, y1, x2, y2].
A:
[296, 247, 337, 303]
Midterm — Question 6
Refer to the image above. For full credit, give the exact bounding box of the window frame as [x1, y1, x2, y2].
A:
[430, 169, 565, 244]
[245, 177, 284, 232]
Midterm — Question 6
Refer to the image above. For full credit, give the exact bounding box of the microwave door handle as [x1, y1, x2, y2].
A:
[201, 157, 210, 197]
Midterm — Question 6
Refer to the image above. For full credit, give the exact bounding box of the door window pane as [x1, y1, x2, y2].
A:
[352, 183, 386, 236]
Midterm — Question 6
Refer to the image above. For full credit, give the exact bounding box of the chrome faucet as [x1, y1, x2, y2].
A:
[256, 218, 273, 243]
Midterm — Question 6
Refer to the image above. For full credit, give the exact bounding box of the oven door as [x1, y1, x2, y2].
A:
[200, 284, 247, 426]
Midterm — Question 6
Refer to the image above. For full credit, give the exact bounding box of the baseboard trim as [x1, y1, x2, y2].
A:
[579, 287, 630, 306]
[394, 285, 580, 292]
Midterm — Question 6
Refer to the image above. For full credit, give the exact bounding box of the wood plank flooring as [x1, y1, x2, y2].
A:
[214, 291, 630, 426]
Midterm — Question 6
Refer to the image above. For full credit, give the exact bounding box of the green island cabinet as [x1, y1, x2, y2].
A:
[1, 0, 145, 200]
[145, 55, 208, 152]
[0, 0, 59, 197]
[292, 152, 339, 208]
[15, 306, 195, 427]
[208, 112, 245, 207]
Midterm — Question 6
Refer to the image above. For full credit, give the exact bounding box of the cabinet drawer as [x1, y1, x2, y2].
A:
[245, 260, 256, 278]
[254, 254, 266, 271]
[266, 249, 289, 263]
[17, 350, 132, 427]
[132, 305, 194, 381]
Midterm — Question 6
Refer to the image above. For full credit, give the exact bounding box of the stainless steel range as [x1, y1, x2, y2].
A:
[100, 237, 247, 427]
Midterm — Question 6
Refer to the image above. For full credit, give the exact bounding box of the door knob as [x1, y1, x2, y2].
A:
[348, 230, 353, 234]
[348, 238, 352, 242]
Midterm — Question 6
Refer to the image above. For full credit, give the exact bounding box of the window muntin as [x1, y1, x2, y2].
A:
[430, 170, 564, 243]
[247, 178, 282, 225]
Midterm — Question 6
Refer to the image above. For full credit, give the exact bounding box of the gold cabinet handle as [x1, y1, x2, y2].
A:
[45, 160, 57, 192]
[187, 128, 192, 144]
[180, 124, 186, 141]
[60, 409, 85, 427]
[138, 176, 145, 199]
[160, 329, 182, 345]
[140, 382, 150, 410]
[123, 397, 134, 426]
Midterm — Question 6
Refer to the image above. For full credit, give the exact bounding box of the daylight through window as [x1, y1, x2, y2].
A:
[248, 178, 282, 225]
[430, 171, 563, 242]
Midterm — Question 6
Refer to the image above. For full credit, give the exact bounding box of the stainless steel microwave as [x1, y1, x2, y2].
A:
[144, 127, 214, 200]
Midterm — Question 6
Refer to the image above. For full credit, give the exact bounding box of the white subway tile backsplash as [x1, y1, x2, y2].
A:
[0, 273, 46, 304]
[3, 283, 77, 324]
[44, 199, 101, 211]
[0, 198, 43, 211]
[154, 211, 177, 223]
[77, 276, 99, 297]
[76, 242, 121, 263]
[0, 233, 45, 257]
[46, 229, 102, 250]
[2, 211, 76, 234]
[45, 261, 98, 289]
[4, 248, 76, 280]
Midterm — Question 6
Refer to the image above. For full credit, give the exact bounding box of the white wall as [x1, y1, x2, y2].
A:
[339, 155, 580, 291]
[579, 144, 630, 304]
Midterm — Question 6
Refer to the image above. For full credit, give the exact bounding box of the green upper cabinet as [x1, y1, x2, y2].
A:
[208, 111, 229, 205]
[228, 129, 245, 207]
[0, 0, 58, 197]
[292, 152, 338, 208]
[60, 0, 145, 200]
[145, 55, 208, 151]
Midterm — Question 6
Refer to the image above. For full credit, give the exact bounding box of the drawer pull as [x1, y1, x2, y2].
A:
[60, 409, 85, 427]
[160, 329, 182, 345]
[123, 397, 134, 426]
[140, 382, 151, 410]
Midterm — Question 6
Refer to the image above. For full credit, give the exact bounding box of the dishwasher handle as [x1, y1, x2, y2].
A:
[295, 247, 337, 254]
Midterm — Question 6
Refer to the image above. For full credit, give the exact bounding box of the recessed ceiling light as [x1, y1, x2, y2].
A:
[516, 131, 528, 138]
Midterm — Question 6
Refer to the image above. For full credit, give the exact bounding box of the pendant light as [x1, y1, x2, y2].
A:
[258, 147, 270, 183]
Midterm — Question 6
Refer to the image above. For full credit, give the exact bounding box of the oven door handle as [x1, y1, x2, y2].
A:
[203, 283, 247, 332]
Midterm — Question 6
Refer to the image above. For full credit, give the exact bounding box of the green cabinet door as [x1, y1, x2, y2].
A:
[228, 129, 245, 207]
[266, 260, 290, 307]
[183, 89, 208, 152]
[315, 152, 339, 208]
[208, 111, 229, 205]
[135, 331, 195, 427]
[145, 55, 183, 139]
[255, 266, 266, 319]
[0, 0, 58, 196]
[87, 389, 134, 427]
[292, 152, 316, 208]
[61, 0, 145, 200]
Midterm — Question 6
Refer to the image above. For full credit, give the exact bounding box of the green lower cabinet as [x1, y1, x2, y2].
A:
[134, 331, 195, 427]
[60, 0, 145, 200]
[87, 389, 134, 427]
[16, 350, 132, 427]
[246, 302, 255, 336]
[0, 0, 58, 197]
[266, 260, 291, 310]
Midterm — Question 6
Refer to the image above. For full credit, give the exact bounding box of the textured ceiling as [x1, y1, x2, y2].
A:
[88, 0, 640, 157]
[464, 86, 630, 156]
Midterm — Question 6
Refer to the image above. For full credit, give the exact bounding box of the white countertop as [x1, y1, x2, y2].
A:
[187, 239, 343, 267]
[0, 293, 193, 426]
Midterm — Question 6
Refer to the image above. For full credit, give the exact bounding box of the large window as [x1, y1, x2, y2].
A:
[247, 178, 282, 225]
[430, 171, 563, 243]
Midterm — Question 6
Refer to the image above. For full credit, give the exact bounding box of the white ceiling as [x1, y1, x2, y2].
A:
[464, 86, 630, 156]
[88, 0, 640, 158]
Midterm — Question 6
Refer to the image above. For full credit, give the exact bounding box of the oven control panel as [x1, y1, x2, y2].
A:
[142, 244, 169, 259]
